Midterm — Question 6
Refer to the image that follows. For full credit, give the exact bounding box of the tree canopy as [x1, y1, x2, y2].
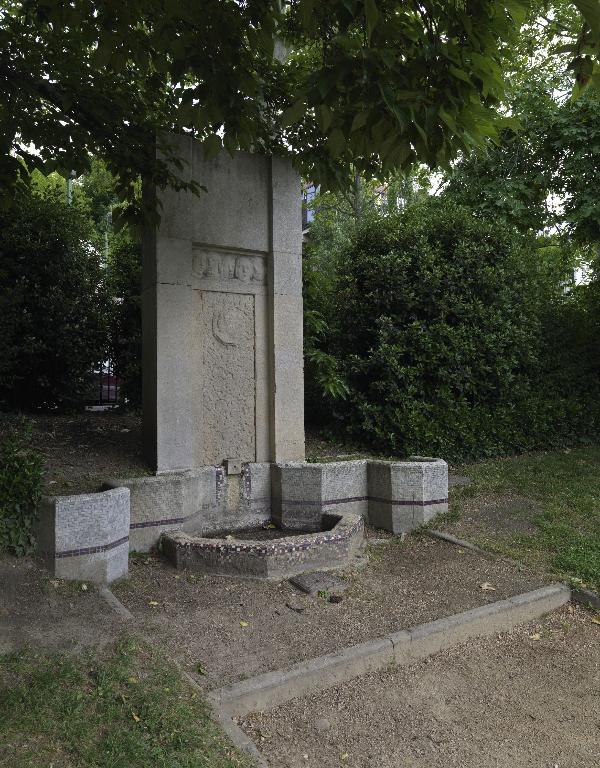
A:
[2, 0, 600, 204]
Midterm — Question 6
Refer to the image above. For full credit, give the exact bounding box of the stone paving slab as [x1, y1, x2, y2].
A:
[288, 572, 350, 595]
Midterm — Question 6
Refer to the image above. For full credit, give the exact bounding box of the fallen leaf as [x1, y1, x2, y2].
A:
[240, 620, 249, 628]
[131, 711, 140, 722]
[591, 615, 600, 625]
[528, 633, 541, 641]
[340, 753, 349, 761]
[479, 582, 496, 591]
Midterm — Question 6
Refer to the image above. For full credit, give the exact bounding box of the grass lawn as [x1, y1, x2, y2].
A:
[445, 447, 600, 592]
[0, 637, 250, 768]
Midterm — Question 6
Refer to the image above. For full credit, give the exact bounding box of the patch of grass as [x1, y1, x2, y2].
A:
[454, 447, 600, 591]
[0, 637, 250, 768]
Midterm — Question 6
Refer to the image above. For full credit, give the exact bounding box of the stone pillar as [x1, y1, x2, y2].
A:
[143, 137, 305, 472]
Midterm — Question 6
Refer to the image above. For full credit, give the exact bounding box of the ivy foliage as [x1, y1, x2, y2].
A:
[0, 417, 44, 556]
[309, 199, 600, 459]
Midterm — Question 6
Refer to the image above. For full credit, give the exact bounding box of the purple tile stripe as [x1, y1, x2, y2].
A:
[130, 517, 187, 529]
[130, 496, 448, 531]
[55, 535, 129, 559]
[368, 496, 448, 507]
[282, 496, 448, 508]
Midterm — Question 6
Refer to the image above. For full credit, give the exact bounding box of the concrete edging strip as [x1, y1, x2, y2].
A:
[99, 587, 134, 620]
[571, 586, 600, 611]
[211, 583, 570, 720]
[211, 637, 394, 717]
[424, 528, 490, 556]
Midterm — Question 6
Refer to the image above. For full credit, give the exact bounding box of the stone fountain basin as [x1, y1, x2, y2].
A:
[160, 513, 365, 580]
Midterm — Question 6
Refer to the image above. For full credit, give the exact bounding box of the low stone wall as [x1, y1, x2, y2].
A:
[274, 458, 448, 534]
[37, 488, 130, 584]
[104, 463, 272, 552]
[160, 513, 365, 579]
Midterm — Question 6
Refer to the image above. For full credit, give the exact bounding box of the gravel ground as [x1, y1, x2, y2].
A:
[0, 555, 125, 654]
[242, 604, 600, 768]
[113, 534, 550, 689]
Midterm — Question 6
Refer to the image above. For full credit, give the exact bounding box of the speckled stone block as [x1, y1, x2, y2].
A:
[272, 460, 368, 531]
[368, 458, 448, 534]
[37, 487, 130, 584]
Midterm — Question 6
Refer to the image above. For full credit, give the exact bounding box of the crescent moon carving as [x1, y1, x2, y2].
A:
[212, 309, 238, 347]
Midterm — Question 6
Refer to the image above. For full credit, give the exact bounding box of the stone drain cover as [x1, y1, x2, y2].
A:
[289, 571, 349, 595]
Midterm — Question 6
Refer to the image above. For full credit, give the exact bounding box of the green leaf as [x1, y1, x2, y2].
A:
[318, 105, 333, 132]
[327, 128, 346, 157]
[351, 112, 368, 132]
[573, 0, 600, 38]
[281, 101, 305, 128]
[449, 65, 472, 84]
[503, 0, 528, 25]
[202, 134, 222, 160]
[364, 0, 378, 42]
[439, 107, 457, 132]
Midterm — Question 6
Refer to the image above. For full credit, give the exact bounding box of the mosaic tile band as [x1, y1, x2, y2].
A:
[54, 535, 130, 559]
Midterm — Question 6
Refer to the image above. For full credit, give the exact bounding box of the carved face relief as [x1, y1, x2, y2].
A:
[194, 250, 219, 278]
[252, 258, 266, 283]
[234, 256, 253, 283]
[221, 255, 236, 279]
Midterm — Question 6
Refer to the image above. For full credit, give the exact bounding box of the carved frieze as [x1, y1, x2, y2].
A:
[193, 249, 266, 287]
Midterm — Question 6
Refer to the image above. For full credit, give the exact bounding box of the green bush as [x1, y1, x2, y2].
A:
[0, 418, 44, 555]
[0, 183, 107, 410]
[105, 228, 142, 408]
[312, 199, 600, 460]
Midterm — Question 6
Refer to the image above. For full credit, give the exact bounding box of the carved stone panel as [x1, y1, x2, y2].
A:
[197, 291, 256, 465]
[192, 248, 266, 294]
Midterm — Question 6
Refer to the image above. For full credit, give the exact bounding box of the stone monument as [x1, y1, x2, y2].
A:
[36, 134, 448, 584]
[142, 135, 305, 471]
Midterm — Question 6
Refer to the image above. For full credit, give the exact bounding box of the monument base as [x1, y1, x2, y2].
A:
[37, 458, 448, 583]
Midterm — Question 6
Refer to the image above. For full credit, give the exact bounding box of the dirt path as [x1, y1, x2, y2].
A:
[0, 555, 127, 654]
[113, 534, 551, 690]
[242, 604, 600, 768]
[10, 412, 150, 495]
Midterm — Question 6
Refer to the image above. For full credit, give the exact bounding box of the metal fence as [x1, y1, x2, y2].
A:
[88, 361, 120, 407]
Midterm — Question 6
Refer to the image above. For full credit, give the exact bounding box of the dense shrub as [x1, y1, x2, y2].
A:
[0, 184, 106, 410]
[0, 418, 44, 555]
[310, 199, 600, 460]
[105, 228, 142, 407]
